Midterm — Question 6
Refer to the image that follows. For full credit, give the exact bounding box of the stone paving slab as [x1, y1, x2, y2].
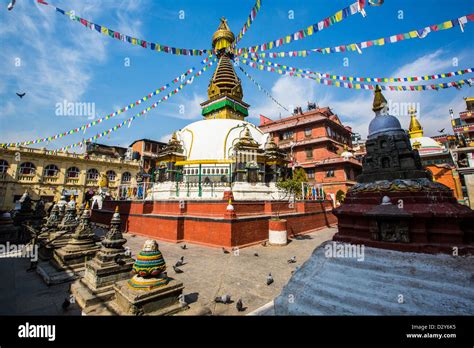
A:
[0, 226, 336, 316]
[0, 257, 82, 316]
[123, 226, 336, 315]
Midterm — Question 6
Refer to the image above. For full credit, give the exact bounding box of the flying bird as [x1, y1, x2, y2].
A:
[287, 256, 296, 264]
[16, 92, 26, 98]
[266, 273, 274, 286]
[181, 244, 187, 250]
[173, 265, 184, 274]
[236, 299, 245, 312]
[7, 0, 16, 11]
[438, 128, 445, 133]
[214, 294, 231, 304]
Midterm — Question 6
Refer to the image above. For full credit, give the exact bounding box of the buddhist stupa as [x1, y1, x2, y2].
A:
[150, 18, 288, 200]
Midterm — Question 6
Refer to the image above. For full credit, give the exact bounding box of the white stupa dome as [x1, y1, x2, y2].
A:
[410, 137, 444, 155]
[176, 119, 268, 161]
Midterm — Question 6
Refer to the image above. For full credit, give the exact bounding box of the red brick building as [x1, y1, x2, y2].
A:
[259, 106, 362, 200]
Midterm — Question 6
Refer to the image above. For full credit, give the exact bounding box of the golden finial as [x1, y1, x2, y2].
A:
[228, 198, 232, 205]
[115, 206, 119, 213]
[85, 202, 90, 209]
[212, 17, 235, 53]
[372, 85, 387, 113]
[408, 107, 423, 139]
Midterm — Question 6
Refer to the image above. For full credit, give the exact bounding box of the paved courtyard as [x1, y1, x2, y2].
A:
[0, 226, 336, 316]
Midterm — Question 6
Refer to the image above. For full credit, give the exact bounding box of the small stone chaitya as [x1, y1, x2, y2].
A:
[71, 206, 134, 309]
[128, 240, 169, 289]
[111, 240, 185, 315]
[53, 203, 100, 270]
[333, 85, 474, 254]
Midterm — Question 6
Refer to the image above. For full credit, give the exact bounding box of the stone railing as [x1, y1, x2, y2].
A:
[65, 178, 80, 185]
[3, 146, 139, 166]
[43, 177, 59, 184]
[86, 179, 99, 186]
[18, 174, 35, 182]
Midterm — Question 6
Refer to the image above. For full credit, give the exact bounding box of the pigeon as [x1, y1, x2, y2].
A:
[261, 241, 268, 247]
[236, 299, 245, 312]
[178, 294, 187, 307]
[266, 273, 274, 286]
[16, 92, 25, 98]
[173, 265, 183, 274]
[438, 128, 445, 133]
[26, 260, 38, 272]
[222, 247, 230, 254]
[175, 256, 184, 267]
[62, 297, 71, 311]
[7, 0, 16, 11]
[181, 244, 187, 250]
[214, 294, 231, 304]
[114, 255, 126, 266]
[254, 252, 259, 257]
[287, 256, 296, 264]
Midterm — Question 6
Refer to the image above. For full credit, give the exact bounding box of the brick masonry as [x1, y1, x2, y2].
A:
[91, 199, 336, 248]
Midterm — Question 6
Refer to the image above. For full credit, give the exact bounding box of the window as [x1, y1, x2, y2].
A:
[326, 127, 332, 137]
[306, 169, 315, 179]
[43, 164, 59, 177]
[145, 143, 151, 152]
[304, 127, 312, 137]
[280, 130, 294, 140]
[87, 168, 99, 180]
[121, 172, 132, 183]
[326, 169, 335, 178]
[107, 170, 117, 182]
[66, 167, 80, 178]
[305, 147, 313, 159]
[0, 160, 8, 173]
[19, 162, 36, 175]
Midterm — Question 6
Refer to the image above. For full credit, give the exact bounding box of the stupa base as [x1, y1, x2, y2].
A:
[111, 278, 186, 316]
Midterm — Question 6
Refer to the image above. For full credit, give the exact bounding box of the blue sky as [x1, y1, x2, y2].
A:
[0, 0, 473, 150]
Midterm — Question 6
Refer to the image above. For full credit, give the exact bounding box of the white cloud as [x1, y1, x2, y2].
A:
[160, 93, 206, 120]
[248, 49, 472, 139]
[159, 133, 172, 143]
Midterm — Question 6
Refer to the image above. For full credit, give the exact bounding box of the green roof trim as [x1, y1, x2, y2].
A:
[201, 99, 249, 116]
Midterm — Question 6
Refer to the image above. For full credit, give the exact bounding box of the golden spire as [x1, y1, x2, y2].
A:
[408, 107, 423, 139]
[212, 17, 235, 54]
[115, 206, 119, 213]
[200, 18, 249, 120]
[372, 85, 387, 113]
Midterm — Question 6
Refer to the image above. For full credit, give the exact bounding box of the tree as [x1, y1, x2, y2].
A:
[336, 189, 346, 203]
[276, 168, 308, 200]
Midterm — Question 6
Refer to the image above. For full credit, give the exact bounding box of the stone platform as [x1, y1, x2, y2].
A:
[91, 199, 336, 248]
[274, 240, 474, 315]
